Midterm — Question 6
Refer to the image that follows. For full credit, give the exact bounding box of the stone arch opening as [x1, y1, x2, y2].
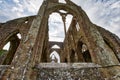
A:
[52, 44, 60, 49]
[77, 40, 92, 62]
[59, 0, 66, 3]
[1, 32, 21, 65]
[45, 3, 91, 63]
[0, 42, 10, 64]
[82, 44, 92, 62]
[50, 51, 60, 63]
[17, 33, 22, 39]
[48, 12, 65, 42]
[76, 22, 80, 31]
[46, 3, 80, 37]
[48, 11, 73, 41]
[76, 41, 85, 62]
[66, 14, 73, 32]
[3, 42, 10, 51]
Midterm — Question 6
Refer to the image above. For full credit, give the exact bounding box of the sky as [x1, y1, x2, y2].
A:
[0, 0, 120, 62]
[0, 0, 120, 40]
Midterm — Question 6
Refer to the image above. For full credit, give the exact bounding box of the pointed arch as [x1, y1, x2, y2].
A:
[82, 44, 92, 62]
[43, 1, 96, 63]
[1, 31, 21, 65]
[50, 51, 60, 63]
[51, 44, 60, 49]
[76, 40, 92, 62]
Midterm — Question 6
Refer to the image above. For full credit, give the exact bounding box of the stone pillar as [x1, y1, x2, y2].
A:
[5, 1, 49, 79]
[61, 13, 67, 36]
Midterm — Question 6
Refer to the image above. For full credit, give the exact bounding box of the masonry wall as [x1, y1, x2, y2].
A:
[1, 63, 120, 80]
[0, 16, 35, 64]
[0, 0, 120, 80]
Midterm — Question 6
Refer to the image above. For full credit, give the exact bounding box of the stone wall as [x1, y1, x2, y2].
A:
[33, 63, 120, 80]
[0, 65, 9, 79]
[0, 16, 35, 65]
[0, 16, 35, 49]
[0, 63, 120, 80]
[0, 0, 120, 79]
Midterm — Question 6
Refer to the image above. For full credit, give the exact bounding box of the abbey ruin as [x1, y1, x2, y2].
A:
[0, 0, 120, 80]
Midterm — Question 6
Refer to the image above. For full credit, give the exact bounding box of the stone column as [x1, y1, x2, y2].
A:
[5, 1, 49, 80]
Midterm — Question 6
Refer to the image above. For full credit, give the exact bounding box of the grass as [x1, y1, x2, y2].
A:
[0, 50, 7, 56]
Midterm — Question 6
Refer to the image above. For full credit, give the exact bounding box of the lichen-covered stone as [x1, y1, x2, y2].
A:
[36, 67, 104, 80]
[0, 0, 120, 80]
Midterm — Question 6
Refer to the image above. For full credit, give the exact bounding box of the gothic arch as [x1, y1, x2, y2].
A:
[50, 51, 60, 63]
[76, 40, 85, 62]
[42, 2, 95, 62]
[0, 1, 120, 79]
[76, 40, 92, 62]
[81, 44, 92, 62]
[45, 3, 116, 65]
[0, 29, 21, 48]
[1, 31, 21, 65]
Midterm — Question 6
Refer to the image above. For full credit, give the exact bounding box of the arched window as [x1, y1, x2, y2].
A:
[76, 40, 92, 62]
[52, 44, 60, 49]
[48, 12, 65, 42]
[1, 32, 21, 65]
[0, 42, 10, 64]
[76, 23, 80, 31]
[82, 44, 92, 62]
[76, 41, 84, 62]
[59, 0, 66, 3]
[50, 51, 60, 63]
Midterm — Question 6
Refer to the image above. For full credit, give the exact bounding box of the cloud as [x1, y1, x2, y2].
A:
[11, 6, 23, 13]
[13, 0, 19, 3]
[21, 0, 43, 13]
[49, 15, 65, 42]
[0, 0, 120, 39]
[110, 1, 120, 9]
[74, 0, 120, 38]
[0, 0, 42, 22]
[0, 0, 3, 4]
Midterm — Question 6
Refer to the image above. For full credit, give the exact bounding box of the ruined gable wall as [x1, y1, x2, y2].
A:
[0, 16, 35, 49]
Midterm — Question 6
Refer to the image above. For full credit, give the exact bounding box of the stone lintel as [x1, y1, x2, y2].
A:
[36, 63, 101, 68]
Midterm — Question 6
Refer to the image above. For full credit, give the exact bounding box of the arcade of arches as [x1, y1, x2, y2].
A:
[0, 0, 120, 80]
